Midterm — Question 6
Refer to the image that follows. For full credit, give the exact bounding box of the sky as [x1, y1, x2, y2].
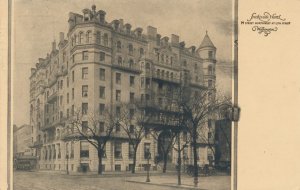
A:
[13, 0, 233, 126]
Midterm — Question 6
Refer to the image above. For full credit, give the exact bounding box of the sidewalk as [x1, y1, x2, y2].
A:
[126, 175, 230, 190]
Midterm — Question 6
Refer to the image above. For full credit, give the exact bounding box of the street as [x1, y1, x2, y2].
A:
[13, 171, 230, 190]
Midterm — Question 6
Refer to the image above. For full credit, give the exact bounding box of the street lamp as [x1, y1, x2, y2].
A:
[146, 150, 151, 182]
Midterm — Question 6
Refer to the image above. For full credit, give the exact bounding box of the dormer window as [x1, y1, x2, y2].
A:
[84, 13, 89, 21]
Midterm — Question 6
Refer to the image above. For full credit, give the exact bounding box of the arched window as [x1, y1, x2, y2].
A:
[128, 44, 133, 55]
[118, 56, 122, 65]
[129, 59, 134, 68]
[162, 70, 165, 77]
[170, 72, 173, 79]
[139, 48, 144, 57]
[166, 71, 169, 78]
[157, 69, 160, 77]
[103, 33, 108, 46]
[117, 41, 121, 51]
[86, 31, 92, 43]
[96, 31, 101, 44]
[79, 32, 83, 44]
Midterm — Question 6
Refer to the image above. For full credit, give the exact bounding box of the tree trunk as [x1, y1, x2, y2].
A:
[177, 132, 182, 185]
[98, 148, 103, 175]
[132, 146, 138, 174]
[193, 127, 199, 187]
[162, 152, 168, 173]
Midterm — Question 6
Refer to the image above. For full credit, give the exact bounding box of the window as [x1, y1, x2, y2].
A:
[139, 48, 144, 57]
[194, 63, 198, 70]
[82, 51, 88, 60]
[82, 85, 88, 97]
[144, 143, 151, 159]
[208, 119, 212, 128]
[99, 86, 105, 99]
[128, 44, 133, 54]
[67, 93, 69, 103]
[161, 54, 165, 62]
[129, 59, 134, 68]
[60, 80, 63, 89]
[72, 70, 75, 82]
[99, 104, 105, 115]
[96, 31, 101, 44]
[208, 65, 213, 75]
[115, 164, 121, 171]
[129, 143, 134, 159]
[86, 31, 92, 43]
[144, 128, 150, 139]
[146, 78, 150, 89]
[141, 77, 144, 88]
[100, 68, 105, 81]
[79, 32, 84, 44]
[103, 33, 108, 46]
[82, 121, 88, 133]
[129, 125, 134, 134]
[114, 142, 122, 159]
[130, 92, 135, 103]
[116, 90, 121, 102]
[82, 103, 88, 115]
[72, 88, 74, 99]
[117, 41, 121, 51]
[80, 141, 89, 158]
[129, 76, 135, 87]
[116, 73, 121, 84]
[71, 105, 74, 116]
[183, 131, 188, 141]
[67, 77, 69, 87]
[99, 122, 105, 133]
[60, 96, 63, 105]
[116, 122, 121, 132]
[70, 142, 74, 158]
[208, 132, 212, 139]
[82, 67, 88, 79]
[63, 51, 66, 63]
[183, 60, 187, 67]
[118, 56, 122, 65]
[208, 80, 213, 88]
[67, 109, 69, 118]
[208, 51, 213, 59]
[100, 52, 105, 62]
[129, 109, 134, 119]
[116, 106, 121, 117]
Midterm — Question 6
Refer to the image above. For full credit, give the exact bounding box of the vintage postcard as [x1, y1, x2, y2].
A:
[1, 0, 300, 190]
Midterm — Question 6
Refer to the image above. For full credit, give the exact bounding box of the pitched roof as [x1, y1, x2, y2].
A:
[199, 31, 215, 49]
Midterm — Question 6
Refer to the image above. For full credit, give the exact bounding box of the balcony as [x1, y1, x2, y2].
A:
[112, 63, 141, 74]
[30, 141, 43, 148]
[47, 91, 58, 102]
[152, 73, 180, 84]
[42, 117, 67, 131]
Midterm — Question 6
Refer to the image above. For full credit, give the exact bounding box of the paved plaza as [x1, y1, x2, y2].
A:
[13, 171, 230, 190]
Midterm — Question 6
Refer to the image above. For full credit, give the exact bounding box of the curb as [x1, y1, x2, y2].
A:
[126, 180, 207, 190]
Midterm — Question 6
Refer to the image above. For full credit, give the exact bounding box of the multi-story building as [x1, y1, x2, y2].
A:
[30, 5, 217, 173]
[13, 124, 33, 158]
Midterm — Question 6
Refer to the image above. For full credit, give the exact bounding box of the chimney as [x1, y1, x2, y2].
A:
[156, 34, 161, 46]
[52, 41, 56, 52]
[59, 32, 64, 43]
[171, 34, 179, 45]
[125, 23, 131, 34]
[119, 19, 124, 28]
[179, 41, 185, 49]
[147, 26, 157, 39]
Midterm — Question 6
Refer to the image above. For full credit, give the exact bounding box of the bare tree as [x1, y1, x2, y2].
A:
[116, 101, 152, 173]
[174, 85, 230, 187]
[66, 107, 116, 175]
